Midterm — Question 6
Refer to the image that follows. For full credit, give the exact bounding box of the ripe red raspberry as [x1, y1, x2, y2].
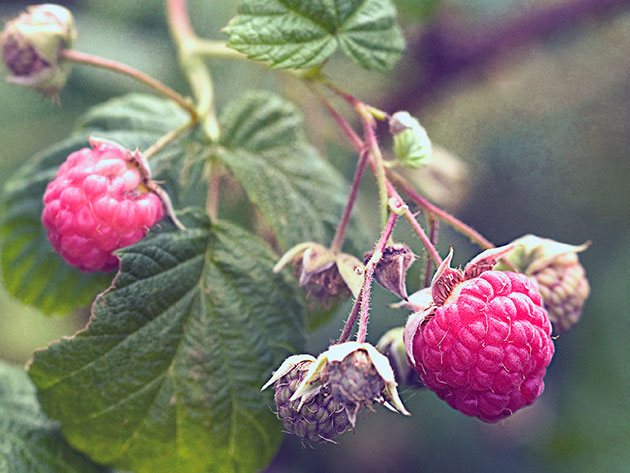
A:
[405, 247, 555, 422]
[42, 138, 164, 272]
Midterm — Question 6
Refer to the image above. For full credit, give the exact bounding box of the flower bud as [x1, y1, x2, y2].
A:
[2, 4, 77, 97]
[496, 235, 590, 333]
[390, 111, 432, 168]
[376, 327, 424, 387]
[364, 243, 415, 300]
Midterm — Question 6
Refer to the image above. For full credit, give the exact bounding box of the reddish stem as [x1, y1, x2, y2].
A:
[61, 50, 197, 119]
[402, 207, 443, 267]
[338, 288, 362, 343]
[330, 149, 370, 254]
[424, 218, 440, 287]
[356, 210, 400, 344]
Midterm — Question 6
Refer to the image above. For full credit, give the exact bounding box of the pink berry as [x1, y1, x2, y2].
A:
[42, 138, 164, 272]
[409, 271, 554, 422]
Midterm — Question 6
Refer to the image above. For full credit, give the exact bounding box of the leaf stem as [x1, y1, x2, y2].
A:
[166, 0, 220, 142]
[401, 207, 443, 267]
[206, 161, 221, 220]
[60, 49, 198, 120]
[143, 120, 196, 160]
[191, 39, 247, 60]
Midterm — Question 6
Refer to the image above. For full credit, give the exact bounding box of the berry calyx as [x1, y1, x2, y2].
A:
[404, 247, 555, 422]
[42, 137, 164, 272]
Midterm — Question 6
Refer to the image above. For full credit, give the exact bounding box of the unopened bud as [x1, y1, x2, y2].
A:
[2, 4, 76, 97]
[390, 111, 432, 168]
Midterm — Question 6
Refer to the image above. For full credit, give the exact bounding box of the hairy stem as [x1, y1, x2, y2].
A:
[330, 149, 370, 254]
[356, 103, 389, 228]
[337, 288, 362, 343]
[166, 0, 220, 142]
[356, 210, 400, 344]
[402, 209, 443, 267]
[61, 49, 197, 120]
[423, 218, 440, 287]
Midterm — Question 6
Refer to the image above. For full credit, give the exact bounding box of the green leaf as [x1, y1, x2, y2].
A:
[0, 361, 107, 473]
[0, 94, 201, 316]
[218, 90, 355, 251]
[29, 209, 305, 473]
[225, 0, 406, 71]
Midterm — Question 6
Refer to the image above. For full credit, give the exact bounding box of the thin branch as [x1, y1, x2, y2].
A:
[61, 49, 197, 120]
[356, 211, 400, 344]
[330, 149, 370, 254]
[144, 120, 196, 160]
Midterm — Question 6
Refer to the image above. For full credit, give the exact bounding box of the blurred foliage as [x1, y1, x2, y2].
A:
[1, 1, 629, 472]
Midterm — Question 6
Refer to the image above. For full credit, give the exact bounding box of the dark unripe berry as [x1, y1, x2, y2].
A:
[273, 361, 351, 443]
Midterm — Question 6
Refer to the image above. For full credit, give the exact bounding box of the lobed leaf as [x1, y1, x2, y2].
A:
[225, 0, 406, 71]
[218, 90, 359, 251]
[29, 209, 305, 473]
[0, 361, 107, 473]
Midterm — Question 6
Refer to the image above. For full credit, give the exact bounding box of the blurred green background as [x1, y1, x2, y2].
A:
[1, 1, 628, 472]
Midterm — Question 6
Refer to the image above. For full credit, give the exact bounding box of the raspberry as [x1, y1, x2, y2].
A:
[532, 252, 590, 333]
[273, 361, 351, 443]
[409, 270, 554, 422]
[42, 138, 164, 272]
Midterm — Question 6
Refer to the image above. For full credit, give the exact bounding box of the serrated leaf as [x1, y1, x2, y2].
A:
[29, 209, 305, 473]
[225, 0, 405, 71]
[0, 94, 202, 316]
[218, 90, 355, 251]
[0, 361, 107, 473]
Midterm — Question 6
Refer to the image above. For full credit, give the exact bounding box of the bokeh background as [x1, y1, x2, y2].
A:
[1, 1, 628, 472]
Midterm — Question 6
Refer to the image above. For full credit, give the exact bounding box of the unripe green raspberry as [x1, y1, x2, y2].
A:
[1, 4, 77, 97]
[496, 235, 590, 333]
[530, 251, 590, 333]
